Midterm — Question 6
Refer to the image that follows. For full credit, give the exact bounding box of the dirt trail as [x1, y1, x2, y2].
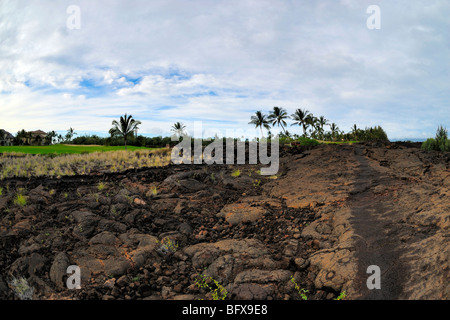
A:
[270, 142, 449, 299]
[349, 146, 409, 299]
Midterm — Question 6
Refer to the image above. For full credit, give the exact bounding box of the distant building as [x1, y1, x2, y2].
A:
[29, 130, 47, 145]
[0, 129, 14, 146]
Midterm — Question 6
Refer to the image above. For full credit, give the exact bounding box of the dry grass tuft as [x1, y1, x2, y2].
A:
[0, 149, 171, 180]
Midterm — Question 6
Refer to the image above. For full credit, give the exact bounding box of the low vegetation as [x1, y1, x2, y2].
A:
[422, 125, 449, 152]
[279, 136, 320, 146]
[290, 275, 308, 300]
[0, 144, 153, 155]
[0, 148, 171, 180]
[156, 237, 179, 255]
[231, 169, 241, 177]
[334, 291, 347, 300]
[194, 273, 228, 300]
[97, 182, 106, 191]
[14, 192, 27, 207]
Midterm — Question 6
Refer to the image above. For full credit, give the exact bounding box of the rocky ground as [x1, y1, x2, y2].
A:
[0, 142, 448, 300]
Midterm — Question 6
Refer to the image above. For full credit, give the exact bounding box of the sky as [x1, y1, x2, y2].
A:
[0, 0, 448, 140]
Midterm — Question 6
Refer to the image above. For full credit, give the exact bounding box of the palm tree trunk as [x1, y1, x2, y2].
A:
[124, 137, 127, 150]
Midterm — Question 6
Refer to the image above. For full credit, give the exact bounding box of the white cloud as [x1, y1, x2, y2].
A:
[0, 0, 448, 139]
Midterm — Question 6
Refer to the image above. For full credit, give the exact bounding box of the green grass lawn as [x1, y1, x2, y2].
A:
[318, 140, 360, 145]
[0, 144, 159, 155]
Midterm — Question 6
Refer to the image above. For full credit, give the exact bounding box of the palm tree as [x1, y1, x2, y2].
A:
[268, 106, 288, 134]
[171, 122, 187, 138]
[109, 127, 119, 138]
[317, 116, 329, 140]
[305, 114, 318, 138]
[111, 113, 142, 150]
[249, 111, 270, 138]
[65, 127, 77, 143]
[290, 108, 311, 137]
[351, 124, 359, 140]
[330, 123, 339, 141]
[45, 130, 58, 145]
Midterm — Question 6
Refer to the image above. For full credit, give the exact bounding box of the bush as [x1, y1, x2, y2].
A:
[71, 134, 174, 148]
[435, 125, 449, 151]
[296, 137, 320, 147]
[441, 140, 450, 152]
[421, 126, 449, 152]
[421, 138, 437, 151]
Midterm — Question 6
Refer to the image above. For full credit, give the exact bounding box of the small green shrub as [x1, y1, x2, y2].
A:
[278, 136, 293, 145]
[334, 291, 347, 300]
[110, 206, 116, 216]
[195, 273, 228, 300]
[97, 182, 106, 191]
[442, 140, 450, 152]
[156, 237, 179, 255]
[14, 193, 27, 206]
[231, 169, 241, 177]
[422, 126, 449, 152]
[290, 275, 308, 300]
[296, 137, 320, 147]
[422, 138, 437, 151]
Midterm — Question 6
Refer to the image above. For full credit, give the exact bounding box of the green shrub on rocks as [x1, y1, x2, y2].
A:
[422, 125, 450, 152]
[290, 275, 308, 300]
[14, 192, 27, 207]
[296, 137, 320, 147]
[194, 273, 228, 300]
[156, 237, 179, 255]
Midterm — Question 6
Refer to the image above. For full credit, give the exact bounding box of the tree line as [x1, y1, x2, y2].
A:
[249, 107, 388, 142]
[11, 109, 389, 150]
[13, 128, 77, 146]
